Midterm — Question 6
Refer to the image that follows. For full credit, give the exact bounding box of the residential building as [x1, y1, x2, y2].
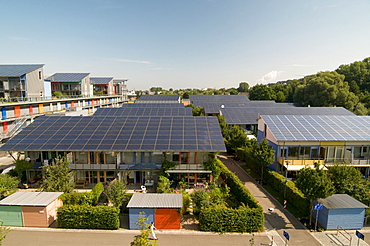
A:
[91, 77, 114, 96]
[48, 73, 92, 97]
[257, 115, 370, 177]
[0, 115, 226, 186]
[0, 64, 45, 100]
[113, 79, 128, 101]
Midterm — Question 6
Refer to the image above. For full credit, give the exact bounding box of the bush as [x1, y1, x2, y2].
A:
[104, 180, 127, 207]
[59, 192, 94, 206]
[91, 182, 104, 205]
[199, 205, 264, 233]
[57, 205, 120, 230]
[0, 174, 19, 199]
[156, 176, 172, 193]
[182, 192, 191, 214]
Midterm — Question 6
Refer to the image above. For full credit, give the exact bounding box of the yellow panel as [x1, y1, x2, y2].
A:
[38, 104, 44, 114]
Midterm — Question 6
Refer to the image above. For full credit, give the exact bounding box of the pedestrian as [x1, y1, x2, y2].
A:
[150, 222, 157, 240]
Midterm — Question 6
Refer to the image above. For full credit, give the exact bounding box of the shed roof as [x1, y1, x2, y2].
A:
[318, 194, 368, 209]
[127, 193, 183, 208]
[91, 77, 114, 84]
[0, 192, 63, 206]
[0, 64, 44, 77]
[47, 73, 90, 82]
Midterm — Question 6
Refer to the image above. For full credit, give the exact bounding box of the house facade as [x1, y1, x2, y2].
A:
[91, 77, 114, 96]
[0, 64, 45, 100]
[257, 115, 370, 177]
[48, 73, 92, 97]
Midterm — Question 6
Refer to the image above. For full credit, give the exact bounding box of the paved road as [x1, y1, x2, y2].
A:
[218, 154, 322, 246]
[3, 227, 272, 246]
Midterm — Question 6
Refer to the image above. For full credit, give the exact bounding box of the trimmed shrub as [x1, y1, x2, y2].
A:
[91, 182, 104, 205]
[199, 205, 264, 233]
[57, 205, 120, 230]
[59, 192, 94, 206]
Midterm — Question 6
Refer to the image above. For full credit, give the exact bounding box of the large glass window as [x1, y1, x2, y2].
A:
[299, 147, 311, 159]
[288, 147, 299, 159]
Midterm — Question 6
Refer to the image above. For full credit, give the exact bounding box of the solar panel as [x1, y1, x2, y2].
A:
[221, 107, 354, 124]
[1, 116, 226, 152]
[94, 107, 192, 116]
[262, 115, 370, 141]
[121, 103, 184, 108]
[137, 95, 180, 102]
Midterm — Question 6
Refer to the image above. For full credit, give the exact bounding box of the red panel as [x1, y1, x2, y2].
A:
[154, 208, 180, 229]
[71, 101, 75, 107]
[14, 106, 20, 117]
[3, 122, 8, 133]
[29, 105, 33, 115]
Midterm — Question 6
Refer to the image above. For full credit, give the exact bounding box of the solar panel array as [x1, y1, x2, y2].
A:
[190, 95, 250, 108]
[200, 101, 294, 114]
[122, 103, 184, 108]
[222, 107, 354, 124]
[1, 116, 226, 152]
[262, 115, 370, 141]
[137, 95, 180, 101]
[90, 77, 114, 84]
[94, 107, 192, 116]
[46, 73, 90, 82]
[0, 64, 44, 77]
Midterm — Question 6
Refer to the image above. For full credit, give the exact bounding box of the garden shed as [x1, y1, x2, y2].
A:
[0, 192, 63, 227]
[127, 193, 183, 229]
[315, 194, 368, 230]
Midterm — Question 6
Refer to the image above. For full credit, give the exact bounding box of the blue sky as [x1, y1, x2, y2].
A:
[1, 0, 370, 90]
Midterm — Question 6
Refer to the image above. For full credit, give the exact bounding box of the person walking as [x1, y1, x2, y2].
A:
[150, 222, 157, 240]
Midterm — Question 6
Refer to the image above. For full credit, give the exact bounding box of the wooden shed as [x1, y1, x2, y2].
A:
[127, 193, 183, 229]
[316, 194, 368, 230]
[0, 192, 63, 227]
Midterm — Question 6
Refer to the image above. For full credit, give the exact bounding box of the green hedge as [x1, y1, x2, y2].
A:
[57, 205, 120, 230]
[198, 158, 264, 232]
[91, 182, 104, 205]
[199, 205, 264, 233]
[265, 170, 310, 216]
[59, 192, 94, 206]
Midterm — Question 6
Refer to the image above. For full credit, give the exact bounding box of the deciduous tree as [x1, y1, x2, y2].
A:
[40, 157, 75, 193]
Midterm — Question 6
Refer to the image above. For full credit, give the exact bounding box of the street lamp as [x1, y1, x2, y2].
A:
[284, 161, 290, 199]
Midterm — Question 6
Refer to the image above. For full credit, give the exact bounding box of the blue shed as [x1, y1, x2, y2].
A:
[315, 194, 368, 230]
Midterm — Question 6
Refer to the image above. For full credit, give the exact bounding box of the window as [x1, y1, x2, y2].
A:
[39, 71, 42, 80]
[288, 147, 299, 159]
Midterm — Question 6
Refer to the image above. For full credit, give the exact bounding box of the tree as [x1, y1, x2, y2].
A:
[0, 174, 19, 199]
[237, 82, 249, 92]
[104, 180, 127, 207]
[336, 57, 370, 92]
[293, 71, 363, 113]
[192, 106, 203, 116]
[225, 125, 249, 154]
[296, 166, 335, 226]
[156, 176, 172, 193]
[248, 84, 276, 100]
[12, 159, 33, 182]
[0, 221, 11, 246]
[327, 164, 362, 194]
[40, 157, 75, 193]
[253, 139, 275, 183]
[130, 212, 158, 246]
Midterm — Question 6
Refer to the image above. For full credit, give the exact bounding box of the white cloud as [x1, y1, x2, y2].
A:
[113, 58, 152, 64]
[257, 70, 281, 83]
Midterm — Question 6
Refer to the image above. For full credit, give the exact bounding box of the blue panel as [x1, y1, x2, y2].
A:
[129, 208, 155, 229]
[1, 107, 6, 120]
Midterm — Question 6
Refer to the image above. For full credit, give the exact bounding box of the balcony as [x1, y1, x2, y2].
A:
[70, 164, 117, 170]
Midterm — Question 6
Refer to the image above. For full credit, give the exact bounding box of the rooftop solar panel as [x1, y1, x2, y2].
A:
[261, 115, 370, 141]
[137, 95, 180, 102]
[1, 116, 226, 152]
[90, 77, 114, 84]
[122, 103, 184, 108]
[94, 107, 192, 116]
[0, 64, 44, 77]
[221, 107, 354, 124]
[46, 73, 90, 82]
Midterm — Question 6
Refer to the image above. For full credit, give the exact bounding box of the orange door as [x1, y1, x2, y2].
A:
[154, 209, 180, 229]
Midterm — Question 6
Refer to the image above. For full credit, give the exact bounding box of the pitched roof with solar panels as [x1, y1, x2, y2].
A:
[0, 116, 226, 152]
[46, 73, 90, 82]
[0, 64, 44, 77]
[90, 77, 114, 84]
[222, 107, 354, 124]
[94, 107, 192, 116]
[137, 95, 180, 102]
[122, 103, 184, 108]
[261, 115, 370, 141]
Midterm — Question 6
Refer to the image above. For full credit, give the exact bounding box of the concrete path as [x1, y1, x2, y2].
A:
[218, 153, 322, 246]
